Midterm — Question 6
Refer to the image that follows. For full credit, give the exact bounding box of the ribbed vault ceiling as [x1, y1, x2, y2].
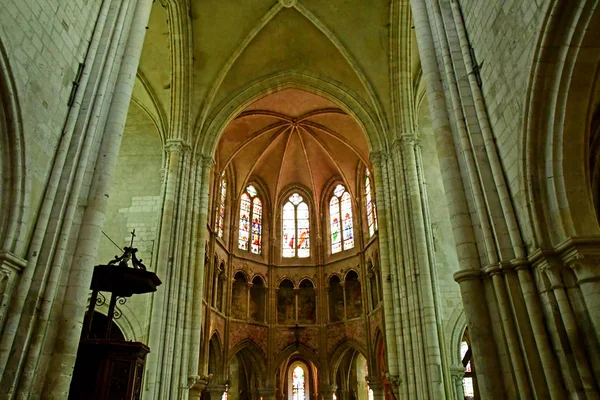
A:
[217, 89, 370, 213]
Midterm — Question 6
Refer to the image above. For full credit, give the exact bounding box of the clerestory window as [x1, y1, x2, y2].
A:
[216, 172, 227, 238]
[282, 193, 310, 258]
[365, 168, 378, 237]
[238, 185, 262, 254]
[330, 184, 354, 253]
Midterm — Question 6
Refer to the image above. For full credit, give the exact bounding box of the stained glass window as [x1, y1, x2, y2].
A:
[292, 365, 305, 400]
[461, 329, 478, 399]
[365, 169, 378, 237]
[238, 185, 262, 254]
[330, 197, 341, 253]
[330, 184, 354, 254]
[282, 193, 310, 258]
[216, 173, 226, 238]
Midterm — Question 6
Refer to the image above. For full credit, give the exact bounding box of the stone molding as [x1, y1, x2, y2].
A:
[0, 251, 26, 329]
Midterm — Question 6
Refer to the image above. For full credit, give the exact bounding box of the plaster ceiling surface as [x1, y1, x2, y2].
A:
[217, 89, 369, 214]
[190, 0, 408, 140]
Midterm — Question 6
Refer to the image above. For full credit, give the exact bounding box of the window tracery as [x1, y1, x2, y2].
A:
[330, 184, 354, 253]
[238, 185, 262, 254]
[282, 193, 310, 258]
[365, 169, 378, 237]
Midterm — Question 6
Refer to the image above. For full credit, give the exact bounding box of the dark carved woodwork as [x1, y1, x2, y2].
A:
[69, 340, 150, 400]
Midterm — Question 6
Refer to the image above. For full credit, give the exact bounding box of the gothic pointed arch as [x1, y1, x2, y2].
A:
[524, 0, 600, 244]
[0, 35, 26, 256]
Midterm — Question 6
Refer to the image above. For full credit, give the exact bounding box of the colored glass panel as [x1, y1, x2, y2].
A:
[334, 184, 345, 197]
[238, 193, 250, 250]
[297, 202, 310, 258]
[289, 193, 303, 205]
[292, 365, 305, 400]
[330, 196, 341, 254]
[217, 175, 226, 238]
[341, 191, 354, 249]
[246, 185, 257, 197]
[282, 202, 295, 258]
[366, 172, 376, 237]
[251, 197, 262, 254]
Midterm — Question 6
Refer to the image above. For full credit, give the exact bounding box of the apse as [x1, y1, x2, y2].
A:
[202, 88, 386, 399]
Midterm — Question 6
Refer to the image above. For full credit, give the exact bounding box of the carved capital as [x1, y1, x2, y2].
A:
[385, 373, 402, 388]
[202, 155, 216, 169]
[400, 133, 419, 147]
[369, 151, 388, 167]
[165, 138, 185, 153]
[187, 374, 210, 391]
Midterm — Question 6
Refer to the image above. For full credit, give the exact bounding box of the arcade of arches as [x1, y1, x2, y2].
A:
[0, 0, 599, 399]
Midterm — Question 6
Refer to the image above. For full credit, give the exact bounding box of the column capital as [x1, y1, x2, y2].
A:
[165, 138, 190, 153]
[202, 154, 216, 169]
[318, 384, 337, 399]
[369, 151, 388, 167]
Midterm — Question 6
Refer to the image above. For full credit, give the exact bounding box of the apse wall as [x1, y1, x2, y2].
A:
[0, 0, 101, 236]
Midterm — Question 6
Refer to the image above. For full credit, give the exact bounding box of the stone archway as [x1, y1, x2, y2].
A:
[0, 34, 27, 335]
[524, 0, 600, 245]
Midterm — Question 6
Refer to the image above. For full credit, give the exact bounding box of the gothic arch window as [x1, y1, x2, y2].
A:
[298, 279, 316, 324]
[231, 271, 248, 320]
[345, 270, 362, 319]
[328, 275, 344, 322]
[461, 329, 479, 399]
[282, 193, 310, 258]
[288, 362, 309, 400]
[216, 172, 227, 238]
[238, 185, 262, 254]
[277, 279, 296, 324]
[330, 184, 354, 254]
[365, 168, 378, 237]
[250, 275, 266, 323]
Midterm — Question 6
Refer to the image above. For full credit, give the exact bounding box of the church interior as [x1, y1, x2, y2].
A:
[0, 0, 599, 399]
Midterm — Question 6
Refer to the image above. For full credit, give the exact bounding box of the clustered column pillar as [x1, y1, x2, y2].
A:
[408, 0, 503, 397]
[42, 0, 154, 397]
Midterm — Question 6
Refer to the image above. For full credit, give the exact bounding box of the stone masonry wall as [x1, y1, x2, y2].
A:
[0, 0, 101, 240]
[457, 0, 550, 249]
[96, 100, 163, 341]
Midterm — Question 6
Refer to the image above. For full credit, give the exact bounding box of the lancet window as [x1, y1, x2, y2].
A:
[216, 172, 227, 238]
[238, 185, 262, 254]
[282, 193, 310, 258]
[330, 184, 354, 253]
[290, 364, 307, 400]
[461, 329, 478, 399]
[365, 169, 378, 237]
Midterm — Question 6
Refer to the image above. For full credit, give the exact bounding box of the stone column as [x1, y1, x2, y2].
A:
[43, 0, 153, 397]
[400, 135, 445, 398]
[145, 138, 185, 399]
[367, 380, 384, 400]
[207, 384, 228, 400]
[449, 365, 464, 400]
[319, 384, 337, 400]
[258, 386, 277, 400]
[409, 0, 503, 396]
[189, 156, 215, 388]
[369, 152, 402, 394]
